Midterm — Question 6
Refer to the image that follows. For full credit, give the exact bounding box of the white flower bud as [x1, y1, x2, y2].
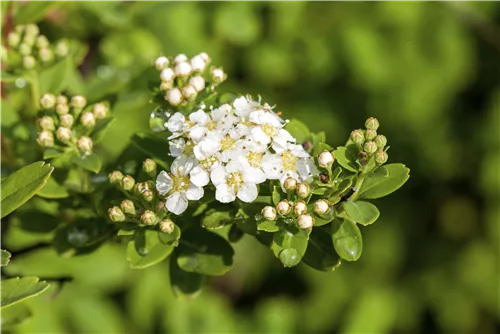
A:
[37, 131, 54, 147]
[38, 48, 53, 63]
[154, 56, 169, 70]
[56, 104, 69, 115]
[283, 177, 297, 191]
[181, 85, 197, 100]
[39, 93, 56, 109]
[80, 112, 96, 128]
[159, 219, 174, 234]
[25, 24, 40, 37]
[160, 81, 173, 92]
[56, 126, 72, 143]
[166, 88, 183, 106]
[93, 103, 108, 119]
[318, 151, 335, 168]
[190, 55, 206, 72]
[314, 200, 330, 215]
[18, 43, 31, 56]
[141, 210, 157, 226]
[71, 95, 87, 109]
[22, 55, 36, 70]
[160, 67, 175, 82]
[54, 41, 69, 58]
[77, 136, 93, 154]
[38, 116, 55, 131]
[276, 200, 291, 215]
[189, 75, 205, 92]
[174, 61, 192, 77]
[211, 67, 226, 83]
[297, 214, 315, 229]
[296, 183, 310, 199]
[198, 52, 210, 64]
[261, 206, 277, 221]
[59, 114, 74, 128]
[108, 206, 125, 222]
[174, 53, 188, 63]
[36, 35, 49, 48]
[56, 95, 68, 105]
[293, 201, 307, 215]
[7, 32, 21, 48]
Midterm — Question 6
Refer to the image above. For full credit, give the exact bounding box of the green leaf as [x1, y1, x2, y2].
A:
[271, 227, 310, 267]
[1, 161, 54, 218]
[37, 176, 69, 199]
[285, 119, 310, 143]
[358, 164, 410, 199]
[39, 57, 73, 94]
[169, 253, 204, 300]
[127, 228, 180, 269]
[0, 304, 32, 328]
[1, 249, 12, 267]
[91, 118, 116, 144]
[43, 148, 65, 160]
[14, 1, 56, 24]
[1, 277, 50, 308]
[272, 185, 281, 205]
[312, 142, 334, 157]
[331, 218, 363, 261]
[177, 227, 234, 276]
[343, 200, 380, 226]
[334, 145, 359, 172]
[201, 209, 234, 230]
[131, 133, 170, 169]
[71, 154, 102, 173]
[257, 220, 280, 232]
[303, 228, 341, 271]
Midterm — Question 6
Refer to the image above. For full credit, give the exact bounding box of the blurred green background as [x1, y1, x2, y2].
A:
[2, 1, 499, 333]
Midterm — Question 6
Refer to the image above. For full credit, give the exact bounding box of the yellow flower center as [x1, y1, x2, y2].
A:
[207, 120, 217, 131]
[227, 172, 244, 193]
[247, 152, 263, 168]
[171, 173, 190, 192]
[220, 135, 235, 151]
[200, 155, 218, 169]
[262, 124, 276, 137]
[281, 150, 298, 171]
[183, 141, 194, 155]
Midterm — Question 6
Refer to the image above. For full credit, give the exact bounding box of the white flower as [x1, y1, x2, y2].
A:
[211, 160, 262, 203]
[249, 109, 294, 147]
[190, 55, 207, 72]
[174, 54, 188, 63]
[166, 88, 183, 106]
[167, 112, 187, 135]
[199, 52, 210, 63]
[160, 68, 175, 82]
[182, 85, 197, 99]
[211, 67, 226, 82]
[155, 56, 169, 71]
[156, 155, 204, 215]
[175, 61, 192, 77]
[190, 153, 222, 187]
[189, 76, 205, 92]
[169, 138, 186, 157]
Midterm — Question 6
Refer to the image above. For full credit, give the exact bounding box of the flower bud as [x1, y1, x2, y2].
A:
[93, 103, 108, 119]
[56, 103, 69, 115]
[160, 67, 175, 82]
[358, 152, 369, 166]
[156, 200, 167, 214]
[351, 129, 364, 145]
[190, 55, 207, 72]
[134, 182, 149, 196]
[174, 61, 192, 77]
[211, 67, 226, 83]
[293, 201, 307, 215]
[18, 43, 31, 56]
[23, 34, 36, 47]
[375, 135, 387, 149]
[296, 183, 310, 199]
[297, 214, 315, 229]
[37, 131, 54, 147]
[39, 93, 56, 109]
[154, 56, 169, 70]
[174, 53, 188, 63]
[15, 25, 25, 34]
[54, 41, 68, 58]
[76, 136, 93, 154]
[121, 175, 135, 191]
[314, 200, 330, 215]
[365, 129, 377, 141]
[166, 88, 183, 106]
[143, 189, 154, 202]
[38, 48, 53, 63]
[261, 206, 277, 221]
[25, 24, 40, 37]
[35, 35, 49, 48]
[365, 117, 379, 130]
[56, 95, 68, 105]
[56, 126, 72, 143]
[283, 177, 297, 191]
[141, 210, 157, 226]
[38, 116, 55, 131]
[108, 171, 124, 185]
[120, 200, 136, 216]
[198, 52, 211, 64]
[7, 32, 21, 48]
[71, 95, 87, 109]
[276, 200, 291, 215]
[108, 206, 125, 222]
[375, 151, 388, 165]
[22, 55, 36, 70]
[159, 219, 174, 234]
[318, 150, 335, 168]
[143, 159, 157, 177]
[181, 85, 197, 100]
[160, 81, 173, 92]
[189, 75, 205, 92]
[363, 141, 377, 155]
[80, 112, 96, 128]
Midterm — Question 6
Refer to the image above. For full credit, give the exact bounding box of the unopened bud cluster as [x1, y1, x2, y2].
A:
[350, 117, 389, 165]
[4, 24, 69, 71]
[154, 52, 226, 107]
[36, 93, 110, 155]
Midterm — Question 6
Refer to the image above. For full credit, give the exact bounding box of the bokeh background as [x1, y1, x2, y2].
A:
[2, 1, 499, 333]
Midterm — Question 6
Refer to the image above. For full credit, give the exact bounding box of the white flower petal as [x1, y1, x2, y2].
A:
[189, 126, 207, 143]
[243, 166, 266, 184]
[251, 127, 271, 145]
[167, 112, 186, 133]
[297, 158, 319, 180]
[190, 165, 210, 187]
[237, 183, 258, 203]
[171, 155, 196, 175]
[189, 109, 210, 125]
[215, 184, 236, 203]
[166, 192, 188, 215]
[211, 165, 227, 185]
[186, 183, 204, 200]
[156, 171, 173, 195]
[169, 138, 185, 157]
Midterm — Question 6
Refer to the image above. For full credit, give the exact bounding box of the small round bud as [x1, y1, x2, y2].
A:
[108, 171, 124, 185]
[296, 183, 310, 199]
[283, 177, 298, 191]
[80, 112, 96, 128]
[22, 55, 36, 70]
[141, 210, 157, 226]
[351, 129, 365, 145]
[18, 43, 31, 56]
[71, 95, 87, 109]
[297, 214, 315, 229]
[39, 93, 56, 109]
[160, 81, 173, 92]
[93, 103, 108, 119]
[143, 159, 157, 176]
[35, 35, 49, 48]
[276, 200, 291, 215]
[375, 151, 388, 165]
[166, 88, 183, 106]
[261, 206, 277, 221]
[56, 95, 68, 105]
[156, 200, 167, 214]
[363, 141, 378, 155]
[7, 32, 21, 48]
[121, 175, 135, 191]
[143, 190, 154, 202]
[76, 136, 93, 154]
[56, 127, 72, 143]
[23, 34, 36, 47]
[198, 52, 211, 64]
[189, 75, 205, 92]
[54, 41, 69, 58]
[154, 56, 169, 70]
[37, 131, 54, 147]
[365, 117, 380, 130]
[134, 182, 150, 196]
[181, 85, 197, 100]
[38, 116, 55, 131]
[211, 67, 226, 83]
[38, 48, 53, 63]
[160, 67, 175, 82]
[293, 201, 307, 215]
[174, 53, 188, 63]
[108, 206, 125, 222]
[159, 219, 174, 234]
[120, 200, 136, 216]
[190, 55, 207, 72]
[55, 103, 69, 115]
[375, 135, 387, 149]
[365, 129, 377, 141]
[174, 61, 192, 77]
[15, 25, 25, 34]
[318, 150, 335, 168]
[314, 200, 330, 215]
[25, 24, 40, 37]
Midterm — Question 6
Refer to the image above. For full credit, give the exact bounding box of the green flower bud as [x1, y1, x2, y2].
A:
[365, 117, 379, 130]
[109, 171, 124, 185]
[39, 93, 56, 109]
[120, 200, 136, 216]
[22, 55, 36, 70]
[7, 32, 21, 48]
[121, 175, 135, 191]
[350, 129, 364, 145]
[156, 200, 167, 214]
[143, 159, 157, 177]
[276, 200, 291, 215]
[297, 214, 314, 229]
[38, 116, 55, 131]
[375, 135, 387, 149]
[80, 112, 96, 128]
[76, 136, 93, 154]
[108, 206, 125, 222]
[18, 43, 31, 56]
[37, 131, 54, 147]
[93, 103, 108, 119]
[159, 219, 174, 234]
[56, 126, 72, 143]
[318, 150, 335, 168]
[314, 200, 330, 215]
[141, 210, 157, 226]
[365, 129, 377, 141]
[35, 35, 49, 48]
[293, 201, 307, 215]
[363, 141, 378, 155]
[56, 95, 68, 105]
[261, 206, 277, 221]
[38, 48, 53, 63]
[59, 114, 74, 128]
[71, 95, 87, 109]
[375, 151, 388, 165]
[283, 177, 297, 191]
[54, 41, 69, 58]
[25, 24, 40, 37]
[143, 190, 154, 202]
[134, 182, 150, 197]
[23, 34, 36, 47]
[296, 183, 310, 199]
[56, 103, 69, 115]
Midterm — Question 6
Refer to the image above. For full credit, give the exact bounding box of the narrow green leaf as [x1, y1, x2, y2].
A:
[334, 145, 359, 172]
[272, 185, 281, 205]
[1, 249, 12, 267]
[71, 154, 102, 173]
[331, 218, 363, 261]
[1, 277, 50, 308]
[127, 228, 179, 269]
[285, 119, 310, 143]
[303, 228, 341, 271]
[169, 253, 205, 300]
[358, 164, 410, 199]
[343, 200, 380, 226]
[1, 161, 54, 218]
[39, 57, 73, 94]
[37, 176, 69, 199]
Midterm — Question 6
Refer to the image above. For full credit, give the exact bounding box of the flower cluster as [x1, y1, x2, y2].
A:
[156, 95, 318, 215]
[3, 24, 68, 70]
[350, 117, 388, 166]
[36, 93, 110, 155]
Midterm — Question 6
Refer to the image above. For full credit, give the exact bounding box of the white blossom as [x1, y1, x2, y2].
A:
[210, 160, 263, 203]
